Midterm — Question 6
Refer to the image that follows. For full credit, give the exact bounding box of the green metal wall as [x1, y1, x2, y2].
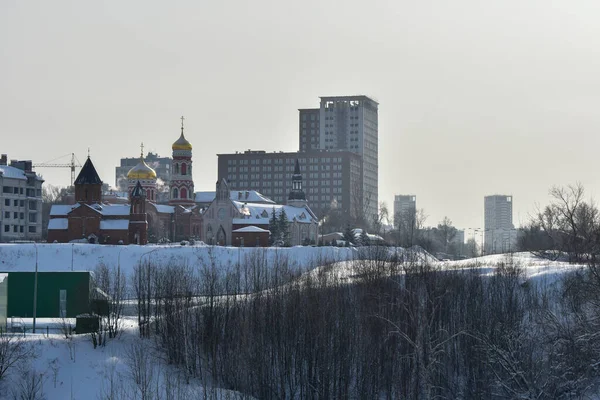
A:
[2, 272, 90, 318]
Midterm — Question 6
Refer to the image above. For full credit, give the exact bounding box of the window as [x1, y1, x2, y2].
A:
[28, 226, 36, 233]
[19, 213, 24, 220]
[13, 187, 18, 194]
[29, 201, 37, 210]
[12, 226, 17, 233]
[19, 226, 23, 233]
[180, 188, 187, 199]
[13, 200, 18, 207]
[13, 212, 18, 219]
[3, 225, 8, 232]
[172, 188, 178, 199]
[174, 163, 180, 174]
[181, 163, 187, 175]
[4, 199, 8, 206]
[3, 212, 8, 219]
[19, 200, 24, 207]
[29, 213, 37, 223]
[2, 186, 11, 194]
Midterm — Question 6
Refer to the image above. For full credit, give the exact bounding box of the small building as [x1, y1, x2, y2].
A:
[0, 271, 91, 321]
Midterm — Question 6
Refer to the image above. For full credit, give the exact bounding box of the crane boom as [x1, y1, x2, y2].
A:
[33, 153, 82, 187]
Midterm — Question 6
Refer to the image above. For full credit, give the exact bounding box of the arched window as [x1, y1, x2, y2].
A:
[181, 163, 187, 175]
[180, 187, 187, 199]
[173, 188, 178, 199]
[174, 163, 180, 174]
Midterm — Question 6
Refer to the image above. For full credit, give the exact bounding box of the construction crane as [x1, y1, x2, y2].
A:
[33, 153, 82, 187]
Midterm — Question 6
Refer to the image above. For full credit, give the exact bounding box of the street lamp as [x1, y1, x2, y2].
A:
[32, 242, 38, 334]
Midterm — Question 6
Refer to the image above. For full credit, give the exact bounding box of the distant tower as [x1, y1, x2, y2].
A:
[127, 143, 158, 202]
[74, 156, 103, 204]
[287, 159, 307, 208]
[170, 116, 195, 206]
[128, 181, 148, 245]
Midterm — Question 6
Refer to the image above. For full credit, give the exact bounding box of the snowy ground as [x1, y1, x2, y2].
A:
[0, 244, 588, 399]
[0, 318, 249, 400]
[0, 242, 356, 277]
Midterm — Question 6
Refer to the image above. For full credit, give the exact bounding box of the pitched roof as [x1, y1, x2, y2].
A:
[74, 157, 102, 185]
[131, 181, 145, 198]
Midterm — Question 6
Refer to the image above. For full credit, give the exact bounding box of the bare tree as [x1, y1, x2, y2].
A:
[0, 333, 34, 381]
[94, 263, 127, 339]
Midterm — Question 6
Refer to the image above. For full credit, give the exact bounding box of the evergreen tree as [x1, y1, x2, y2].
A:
[360, 229, 370, 246]
[343, 224, 355, 246]
[278, 209, 290, 246]
[269, 207, 279, 245]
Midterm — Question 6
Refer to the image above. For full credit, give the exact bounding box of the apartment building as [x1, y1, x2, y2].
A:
[0, 155, 44, 242]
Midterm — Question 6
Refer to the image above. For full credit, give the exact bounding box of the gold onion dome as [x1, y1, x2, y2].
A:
[172, 116, 192, 150]
[127, 147, 157, 180]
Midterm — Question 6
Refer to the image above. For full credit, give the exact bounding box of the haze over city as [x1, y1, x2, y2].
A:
[2, 0, 600, 230]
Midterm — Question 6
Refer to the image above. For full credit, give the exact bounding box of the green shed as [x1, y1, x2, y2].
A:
[0, 272, 91, 319]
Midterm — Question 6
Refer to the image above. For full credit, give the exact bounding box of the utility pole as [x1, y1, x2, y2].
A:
[33, 243, 38, 333]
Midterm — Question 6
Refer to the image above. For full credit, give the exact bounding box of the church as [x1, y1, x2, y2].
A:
[47, 119, 317, 246]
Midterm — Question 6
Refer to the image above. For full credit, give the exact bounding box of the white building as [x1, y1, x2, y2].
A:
[484, 195, 516, 254]
[0, 155, 44, 242]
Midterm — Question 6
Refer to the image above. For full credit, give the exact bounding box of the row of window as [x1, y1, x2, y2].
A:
[3, 225, 36, 233]
[2, 211, 38, 222]
[3, 199, 38, 209]
[171, 187, 192, 199]
[173, 162, 190, 175]
[2, 187, 41, 197]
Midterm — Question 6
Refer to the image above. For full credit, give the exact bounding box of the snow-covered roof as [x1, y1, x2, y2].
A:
[50, 204, 80, 216]
[150, 203, 175, 214]
[233, 202, 317, 224]
[232, 226, 271, 233]
[100, 220, 129, 230]
[92, 204, 130, 216]
[0, 273, 7, 284]
[195, 190, 275, 204]
[0, 165, 41, 180]
[48, 218, 69, 230]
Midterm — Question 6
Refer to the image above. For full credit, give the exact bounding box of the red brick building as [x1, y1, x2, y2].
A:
[47, 157, 148, 244]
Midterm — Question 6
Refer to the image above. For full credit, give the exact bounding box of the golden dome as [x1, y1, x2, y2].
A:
[172, 132, 192, 151]
[127, 156, 157, 180]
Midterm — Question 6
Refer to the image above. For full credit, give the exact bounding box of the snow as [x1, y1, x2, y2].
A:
[95, 204, 130, 216]
[195, 190, 275, 204]
[50, 204, 79, 217]
[0, 273, 6, 284]
[99, 220, 129, 230]
[233, 202, 316, 224]
[0, 165, 28, 180]
[0, 243, 356, 277]
[149, 203, 174, 214]
[0, 318, 249, 400]
[232, 226, 270, 233]
[48, 219, 69, 230]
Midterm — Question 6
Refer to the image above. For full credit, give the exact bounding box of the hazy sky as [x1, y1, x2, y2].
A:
[2, 0, 600, 233]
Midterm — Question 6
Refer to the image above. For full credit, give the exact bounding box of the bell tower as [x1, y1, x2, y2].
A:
[128, 181, 148, 245]
[169, 116, 195, 206]
[287, 159, 307, 208]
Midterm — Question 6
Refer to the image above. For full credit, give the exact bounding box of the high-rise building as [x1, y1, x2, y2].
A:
[393, 195, 417, 227]
[300, 96, 378, 221]
[115, 152, 171, 192]
[217, 150, 363, 219]
[0, 155, 44, 242]
[484, 195, 516, 254]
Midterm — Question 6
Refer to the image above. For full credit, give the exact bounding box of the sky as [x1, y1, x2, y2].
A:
[2, 0, 600, 233]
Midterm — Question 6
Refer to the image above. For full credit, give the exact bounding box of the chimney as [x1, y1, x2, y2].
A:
[0, 154, 6, 165]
